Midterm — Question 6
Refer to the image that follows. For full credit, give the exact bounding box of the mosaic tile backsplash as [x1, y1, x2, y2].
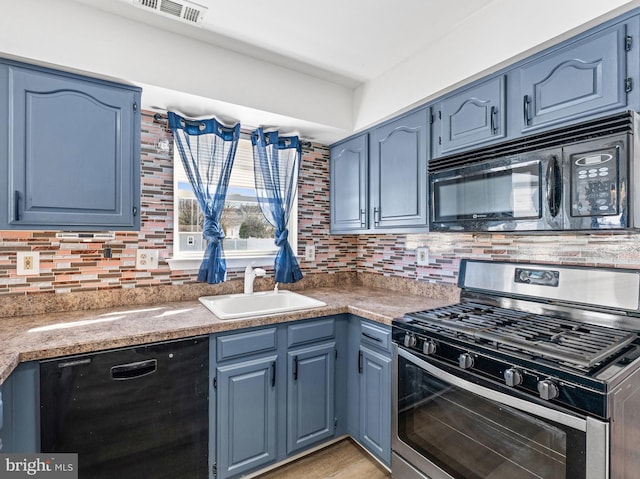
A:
[2, 110, 640, 301]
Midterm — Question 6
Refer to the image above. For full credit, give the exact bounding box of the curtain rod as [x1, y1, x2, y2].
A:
[153, 113, 313, 148]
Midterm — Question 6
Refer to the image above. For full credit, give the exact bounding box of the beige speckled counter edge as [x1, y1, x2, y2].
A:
[0, 274, 460, 384]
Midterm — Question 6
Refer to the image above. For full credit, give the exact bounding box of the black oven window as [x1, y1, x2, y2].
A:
[397, 357, 586, 478]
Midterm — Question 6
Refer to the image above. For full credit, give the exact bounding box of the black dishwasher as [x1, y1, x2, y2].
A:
[40, 336, 209, 479]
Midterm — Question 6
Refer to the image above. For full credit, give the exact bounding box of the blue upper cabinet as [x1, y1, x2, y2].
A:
[329, 108, 429, 233]
[0, 60, 141, 231]
[433, 76, 506, 158]
[514, 20, 631, 133]
[370, 108, 429, 229]
[330, 133, 368, 232]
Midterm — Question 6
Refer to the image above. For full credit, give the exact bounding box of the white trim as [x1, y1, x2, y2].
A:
[167, 255, 278, 272]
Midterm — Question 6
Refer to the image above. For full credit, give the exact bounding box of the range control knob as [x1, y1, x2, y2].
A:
[504, 368, 523, 387]
[403, 333, 417, 348]
[537, 379, 560, 400]
[422, 340, 437, 356]
[459, 353, 474, 369]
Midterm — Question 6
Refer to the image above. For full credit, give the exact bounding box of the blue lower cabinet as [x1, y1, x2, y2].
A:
[216, 355, 278, 479]
[287, 342, 336, 454]
[0, 383, 4, 453]
[0, 361, 40, 453]
[348, 318, 392, 466]
[211, 316, 390, 477]
[359, 345, 391, 465]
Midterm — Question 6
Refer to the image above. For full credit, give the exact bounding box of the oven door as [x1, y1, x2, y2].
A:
[429, 150, 562, 232]
[392, 345, 609, 479]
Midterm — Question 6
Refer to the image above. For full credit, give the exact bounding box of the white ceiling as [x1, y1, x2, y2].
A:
[79, 0, 497, 86]
[63, 0, 498, 141]
[4, 0, 635, 144]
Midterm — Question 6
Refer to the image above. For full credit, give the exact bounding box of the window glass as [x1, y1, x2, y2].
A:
[173, 137, 295, 260]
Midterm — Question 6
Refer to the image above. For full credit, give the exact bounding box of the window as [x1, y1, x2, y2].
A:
[170, 136, 297, 270]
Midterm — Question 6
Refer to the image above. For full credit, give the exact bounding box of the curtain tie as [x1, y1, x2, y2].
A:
[203, 217, 225, 244]
[275, 228, 289, 247]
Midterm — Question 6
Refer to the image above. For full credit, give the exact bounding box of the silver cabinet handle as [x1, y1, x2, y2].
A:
[373, 207, 380, 227]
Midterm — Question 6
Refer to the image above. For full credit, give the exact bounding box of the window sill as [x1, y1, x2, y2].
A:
[167, 255, 277, 272]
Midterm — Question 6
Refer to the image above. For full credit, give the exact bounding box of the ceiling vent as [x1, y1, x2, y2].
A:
[133, 0, 207, 25]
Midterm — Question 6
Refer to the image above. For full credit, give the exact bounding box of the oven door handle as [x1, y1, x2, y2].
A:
[396, 346, 587, 432]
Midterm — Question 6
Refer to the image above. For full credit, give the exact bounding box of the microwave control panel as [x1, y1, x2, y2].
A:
[570, 147, 619, 217]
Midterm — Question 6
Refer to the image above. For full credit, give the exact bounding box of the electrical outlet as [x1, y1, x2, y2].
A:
[305, 245, 316, 261]
[17, 251, 40, 275]
[136, 249, 159, 269]
[416, 247, 429, 266]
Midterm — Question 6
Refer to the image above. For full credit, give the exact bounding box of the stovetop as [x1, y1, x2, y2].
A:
[392, 260, 640, 419]
[403, 301, 638, 371]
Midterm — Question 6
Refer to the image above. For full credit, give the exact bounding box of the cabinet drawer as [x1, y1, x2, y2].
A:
[360, 322, 391, 352]
[216, 327, 278, 361]
[287, 318, 335, 348]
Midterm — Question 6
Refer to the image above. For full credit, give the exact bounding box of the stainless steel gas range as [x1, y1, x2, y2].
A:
[392, 260, 640, 479]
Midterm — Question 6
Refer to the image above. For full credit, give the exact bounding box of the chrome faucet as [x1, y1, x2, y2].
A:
[244, 265, 266, 294]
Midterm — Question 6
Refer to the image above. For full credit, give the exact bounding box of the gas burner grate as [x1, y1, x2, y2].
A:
[406, 302, 637, 369]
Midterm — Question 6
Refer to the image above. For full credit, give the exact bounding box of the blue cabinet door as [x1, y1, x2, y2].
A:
[433, 76, 506, 157]
[0, 64, 8, 231]
[216, 355, 278, 479]
[370, 108, 429, 229]
[0, 362, 40, 453]
[359, 345, 391, 466]
[330, 134, 368, 232]
[516, 22, 628, 133]
[287, 342, 336, 454]
[2, 62, 141, 230]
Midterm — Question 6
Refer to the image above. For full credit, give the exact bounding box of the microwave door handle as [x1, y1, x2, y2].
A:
[546, 157, 562, 218]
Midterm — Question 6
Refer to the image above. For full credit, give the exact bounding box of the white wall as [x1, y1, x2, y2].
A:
[353, 0, 639, 131]
[0, 0, 637, 143]
[0, 0, 354, 141]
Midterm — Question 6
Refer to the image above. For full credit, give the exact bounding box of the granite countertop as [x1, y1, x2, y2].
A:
[0, 285, 456, 384]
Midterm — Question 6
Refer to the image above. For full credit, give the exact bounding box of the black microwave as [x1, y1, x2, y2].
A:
[429, 111, 639, 232]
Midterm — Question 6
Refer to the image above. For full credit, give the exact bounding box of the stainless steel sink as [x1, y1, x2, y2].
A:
[199, 290, 326, 320]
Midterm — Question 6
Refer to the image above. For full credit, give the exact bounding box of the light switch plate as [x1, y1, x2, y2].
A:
[136, 249, 159, 269]
[416, 247, 429, 266]
[17, 251, 40, 275]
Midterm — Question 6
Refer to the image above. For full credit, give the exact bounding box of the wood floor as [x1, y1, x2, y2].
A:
[255, 439, 391, 479]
